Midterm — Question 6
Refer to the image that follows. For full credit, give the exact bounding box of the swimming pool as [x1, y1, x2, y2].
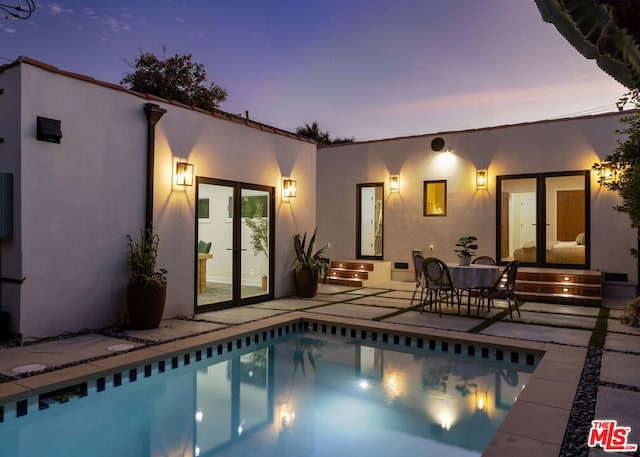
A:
[0, 321, 538, 456]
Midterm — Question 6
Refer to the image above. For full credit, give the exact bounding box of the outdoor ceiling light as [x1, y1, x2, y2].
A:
[175, 162, 194, 186]
[476, 169, 487, 189]
[389, 175, 400, 192]
[282, 178, 297, 198]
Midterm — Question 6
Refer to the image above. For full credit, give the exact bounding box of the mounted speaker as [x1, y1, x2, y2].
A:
[430, 137, 445, 151]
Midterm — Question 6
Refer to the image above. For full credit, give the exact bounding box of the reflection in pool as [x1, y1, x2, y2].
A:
[0, 333, 535, 457]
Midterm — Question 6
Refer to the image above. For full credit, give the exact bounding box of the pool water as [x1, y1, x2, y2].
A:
[0, 332, 534, 456]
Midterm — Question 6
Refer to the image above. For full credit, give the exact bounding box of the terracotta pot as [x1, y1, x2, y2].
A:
[295, 268, 318, 298]
[126, 284, 167, 329]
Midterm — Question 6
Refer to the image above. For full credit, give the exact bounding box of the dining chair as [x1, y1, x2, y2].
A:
[481, 260, 521, 319]
[421, 257, 461, 317]
[469, 255, 496, 311]
[471, 256, 496, 265]
[410, 254, 425, 306]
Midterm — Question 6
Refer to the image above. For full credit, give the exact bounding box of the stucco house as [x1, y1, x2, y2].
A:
[0, 56, 636, 341]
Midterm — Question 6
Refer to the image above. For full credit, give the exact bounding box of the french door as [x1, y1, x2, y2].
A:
[195, 178, 275, 311]
[496, 171, 589, 268]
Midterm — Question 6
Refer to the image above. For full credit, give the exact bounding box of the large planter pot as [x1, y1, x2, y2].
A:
[127, 284, 167, 330]
[295, 268, 318, 298]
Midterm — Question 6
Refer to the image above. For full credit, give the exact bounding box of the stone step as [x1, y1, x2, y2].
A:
[324, 260, 391, 288]
[515, 267, 601, 305]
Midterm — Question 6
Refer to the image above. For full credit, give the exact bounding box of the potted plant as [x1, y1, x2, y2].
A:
[293, 228, 329, 298]
[454, 236, 478, 266]
[126, 226, 167, 329]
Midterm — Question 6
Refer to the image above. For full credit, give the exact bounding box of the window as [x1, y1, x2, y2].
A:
[423, 180, 447, 216]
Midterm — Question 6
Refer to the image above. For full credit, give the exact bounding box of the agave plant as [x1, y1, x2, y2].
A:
[293, 228, 329, 281]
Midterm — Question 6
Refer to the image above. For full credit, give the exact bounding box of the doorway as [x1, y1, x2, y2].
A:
[356, 183, 384, 259]
[496, 171, 589, 268]
[196, 178, 275, 311]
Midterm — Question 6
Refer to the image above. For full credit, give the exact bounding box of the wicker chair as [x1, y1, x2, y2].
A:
[421, 257, 461, 317]
[410, 254, 426, 306]
[480, 260, 521, 319]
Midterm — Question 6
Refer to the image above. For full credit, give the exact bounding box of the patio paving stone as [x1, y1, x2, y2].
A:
[0, 334, 144, 377]
[382, 311, 483, 332]
[599, 352, 640, 386]
[343, 287, 391, 296]
[303, 303, 395, 320]
[508, 311, 597, 329]
[604, 332, 640, 353]
[480, 321, 591, 346]
[197, 307, 288, 325]
[519, 301, 601, 316]
[345, 296, 413, 309]
[315, 293, 358, 303]
[369, 280, 416, 291]
[123, 318, 227, 342]
[249, 297, 325, 311]
[592, 387, 640, 450]
[317, 284, 357, 295]
[376, 290, 417, 300]
[606, 319, 640, 336]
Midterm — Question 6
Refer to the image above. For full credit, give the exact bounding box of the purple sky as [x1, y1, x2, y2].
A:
[0, 0, 628, 141]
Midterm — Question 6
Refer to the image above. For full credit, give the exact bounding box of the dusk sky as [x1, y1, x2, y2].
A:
[0, 0, 629, 141]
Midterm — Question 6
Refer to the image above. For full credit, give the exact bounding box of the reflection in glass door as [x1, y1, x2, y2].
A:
[196, 178, 274, 310]
[357, 183, 384, 259]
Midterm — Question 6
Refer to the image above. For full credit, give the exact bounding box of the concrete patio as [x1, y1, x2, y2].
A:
[0, 280, 638, 456]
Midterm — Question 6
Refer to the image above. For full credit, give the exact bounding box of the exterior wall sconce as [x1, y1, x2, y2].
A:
[596, 162, 615, 184]
[389, 175, 400, 192]
[283, 178, 297, 198]
[476, 169, 487, 189]
[175, 162, 194, 186]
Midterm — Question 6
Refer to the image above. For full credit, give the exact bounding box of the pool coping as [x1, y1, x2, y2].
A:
[0, 312, 586, 455]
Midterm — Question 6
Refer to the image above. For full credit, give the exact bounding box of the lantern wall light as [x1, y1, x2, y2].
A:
[283, 178, 297, 198]
[476, 169, 487, 189]
[389, 175, 400, 193]
[175, 162, 194, 186]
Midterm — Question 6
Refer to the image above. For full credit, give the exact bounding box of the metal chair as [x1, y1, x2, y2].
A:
[470, 256, 496, 312]
[421, 257, 461, 317]
[471, 256, 496, 265]
[410, 254, 425, 306]
[481, 260, 521, 319]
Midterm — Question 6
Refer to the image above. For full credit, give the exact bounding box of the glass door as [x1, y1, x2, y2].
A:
[357, 183, 384, 259]
[497, 172, 589, 268]
[196, 178, 274, 310]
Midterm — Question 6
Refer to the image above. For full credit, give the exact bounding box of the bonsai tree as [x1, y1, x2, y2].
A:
[126, 226, 167, 288]
[454, 236, 478, 258]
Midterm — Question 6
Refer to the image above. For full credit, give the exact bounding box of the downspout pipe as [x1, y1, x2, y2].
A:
[143, 103, 167, 233]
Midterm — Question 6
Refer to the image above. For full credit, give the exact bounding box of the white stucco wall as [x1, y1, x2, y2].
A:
[151, 101, 316, 317]
[10, 61, 315, 339]
[316, 113, 637, 285]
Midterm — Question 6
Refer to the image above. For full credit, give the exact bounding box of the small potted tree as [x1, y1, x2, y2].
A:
[126, 226, 167, 329]
[293, 228, 329, 298]
[454, 236, 478, 266]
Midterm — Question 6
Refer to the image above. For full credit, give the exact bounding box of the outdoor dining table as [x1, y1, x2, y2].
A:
[446, 263, 501, 315]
